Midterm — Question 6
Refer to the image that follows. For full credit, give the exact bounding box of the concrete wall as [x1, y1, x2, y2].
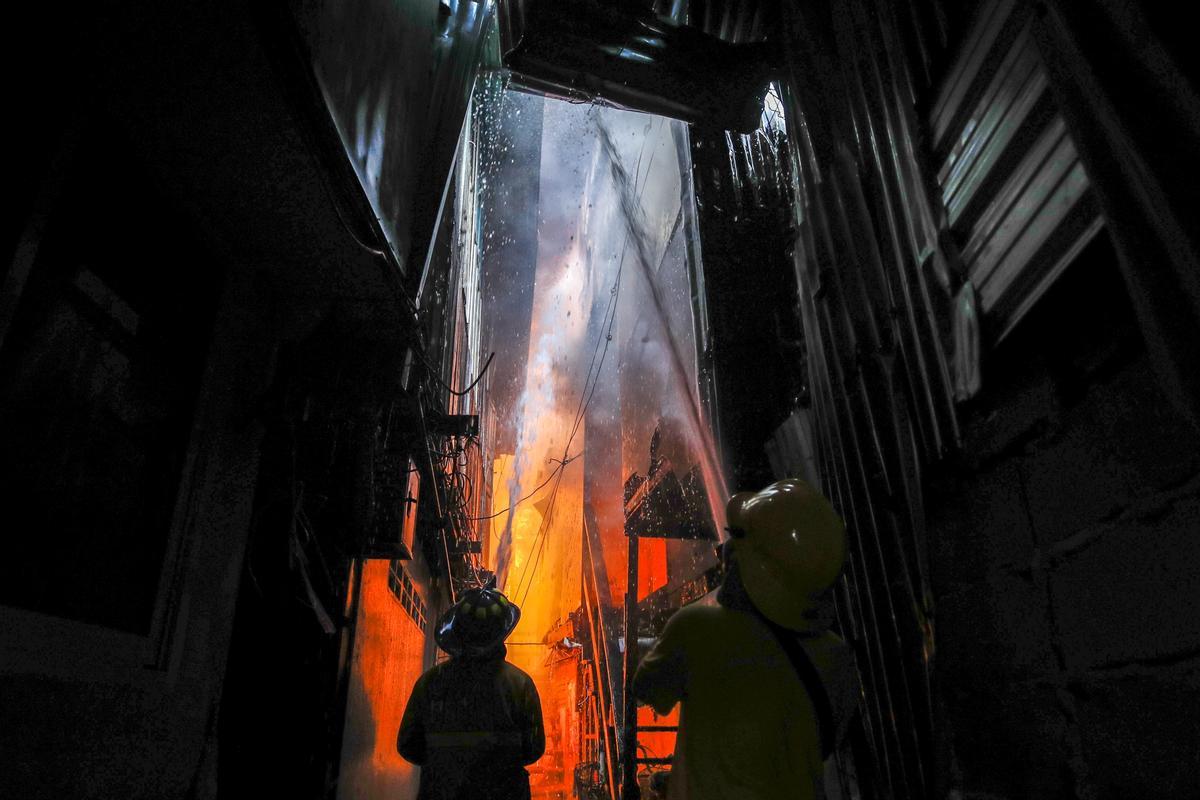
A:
[337, 559, 435, 800]
[928, 241, 1200, 799]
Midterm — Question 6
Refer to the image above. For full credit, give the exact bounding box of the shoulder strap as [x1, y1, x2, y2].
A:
[754, 611, 836, 760]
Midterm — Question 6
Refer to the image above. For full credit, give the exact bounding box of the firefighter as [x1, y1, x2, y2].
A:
[398, 587, 545, 800]
[633, 478, 860, 800]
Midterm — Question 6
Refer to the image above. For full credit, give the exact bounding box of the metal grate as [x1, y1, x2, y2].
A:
[388, 560, 428, 632]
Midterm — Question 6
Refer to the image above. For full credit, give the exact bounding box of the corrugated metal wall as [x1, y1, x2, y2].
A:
[928, 0, 1103, 344]
[769, 1, 1109, 796]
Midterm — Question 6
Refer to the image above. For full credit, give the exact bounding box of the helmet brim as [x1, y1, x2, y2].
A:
[434, 598, 521, 657]
[734, 542, 814, 630]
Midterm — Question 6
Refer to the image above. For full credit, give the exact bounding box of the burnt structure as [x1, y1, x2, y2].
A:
[3, 1, 1200, 799]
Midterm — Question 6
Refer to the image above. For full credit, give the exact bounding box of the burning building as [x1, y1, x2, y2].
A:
[4, 1, 1200, 799]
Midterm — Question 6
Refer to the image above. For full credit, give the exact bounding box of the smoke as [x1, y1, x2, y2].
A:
[487, 97, 729, 595]
[494, 246, 592, 588]
[494, 111, 606, 590]
[596, 119, 730, 530]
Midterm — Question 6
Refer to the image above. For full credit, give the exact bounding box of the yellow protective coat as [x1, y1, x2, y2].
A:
[633, 601, 857, 800]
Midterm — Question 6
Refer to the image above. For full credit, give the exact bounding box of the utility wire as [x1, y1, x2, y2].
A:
[508, 115, 658, 604]
[511, 217, 631, 604]
[416, 347, 497, 398]
[515, 466, 567, 607]
[466, 453, 580, 522]
[511, 252, 624, 605]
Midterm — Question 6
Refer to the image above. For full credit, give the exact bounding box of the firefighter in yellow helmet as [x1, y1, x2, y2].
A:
[398, 587, 545, 800]
[633, 478, 860, 800]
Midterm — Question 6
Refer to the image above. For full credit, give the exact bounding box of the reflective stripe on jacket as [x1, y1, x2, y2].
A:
[398, 649, 545, 800]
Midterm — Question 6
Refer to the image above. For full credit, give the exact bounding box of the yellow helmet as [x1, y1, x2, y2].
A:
[725, 478, 846, 630]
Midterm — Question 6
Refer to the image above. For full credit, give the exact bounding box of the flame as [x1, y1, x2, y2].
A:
[339, 98, 736, 800]
[480, 106, 737, 797]
[485, 235, 598, 796]
[494, 245, 592, 591]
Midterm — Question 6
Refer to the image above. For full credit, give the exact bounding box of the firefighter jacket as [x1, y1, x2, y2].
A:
[632, 594, 859, 800]
[398, 646, 545, 800]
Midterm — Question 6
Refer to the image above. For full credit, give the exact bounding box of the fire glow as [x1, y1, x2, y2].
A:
[339, 94, 730, 800]
[479, 98, 729, 797]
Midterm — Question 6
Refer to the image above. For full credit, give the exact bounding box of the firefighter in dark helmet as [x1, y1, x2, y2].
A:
[398, 587, 545, 800]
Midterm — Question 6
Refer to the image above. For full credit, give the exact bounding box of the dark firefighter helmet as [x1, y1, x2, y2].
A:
[434, 587, 522, 657]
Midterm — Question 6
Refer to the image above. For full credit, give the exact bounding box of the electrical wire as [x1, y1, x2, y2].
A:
[465, 453, 580, 522]
[431, 112, 659, 601]
[415, 345, 497, 398]
[416, 391, 460, 603]
[514, 467, 566, 607]
[508, 117, 660, 605]
[510, 277, 621, 605]
[417, 362, 497, 593]
[512, 229, 629, 606]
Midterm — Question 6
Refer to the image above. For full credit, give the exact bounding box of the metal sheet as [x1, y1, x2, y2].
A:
[295, 0, 499, 277]
[928, 0, 1103, 340]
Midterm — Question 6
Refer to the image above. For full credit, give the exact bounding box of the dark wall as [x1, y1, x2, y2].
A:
[0, 119, 220, 635]
[764, 1, 1200, 797]
[690, 125, 803, 491]
[293, 0, 496, 281]
[0, 0, 460, 796]
[928, 236, 1200, 799]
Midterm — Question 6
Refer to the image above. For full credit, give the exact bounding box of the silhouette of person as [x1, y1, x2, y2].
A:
[399, 587, 545, 800]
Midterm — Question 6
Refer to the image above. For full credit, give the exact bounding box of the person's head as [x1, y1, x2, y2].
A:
[434, 587, 521, 658]
[722, 478, 846, 631]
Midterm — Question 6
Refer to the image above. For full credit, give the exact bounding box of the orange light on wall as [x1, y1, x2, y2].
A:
[635, 703, 680, 769]
[336, 560, 429, 800]
[489, 449, 583, 800]
[638, 538, 668, 600]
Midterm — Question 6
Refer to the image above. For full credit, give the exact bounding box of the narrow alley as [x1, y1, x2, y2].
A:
[3, 1, 1200, 799]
